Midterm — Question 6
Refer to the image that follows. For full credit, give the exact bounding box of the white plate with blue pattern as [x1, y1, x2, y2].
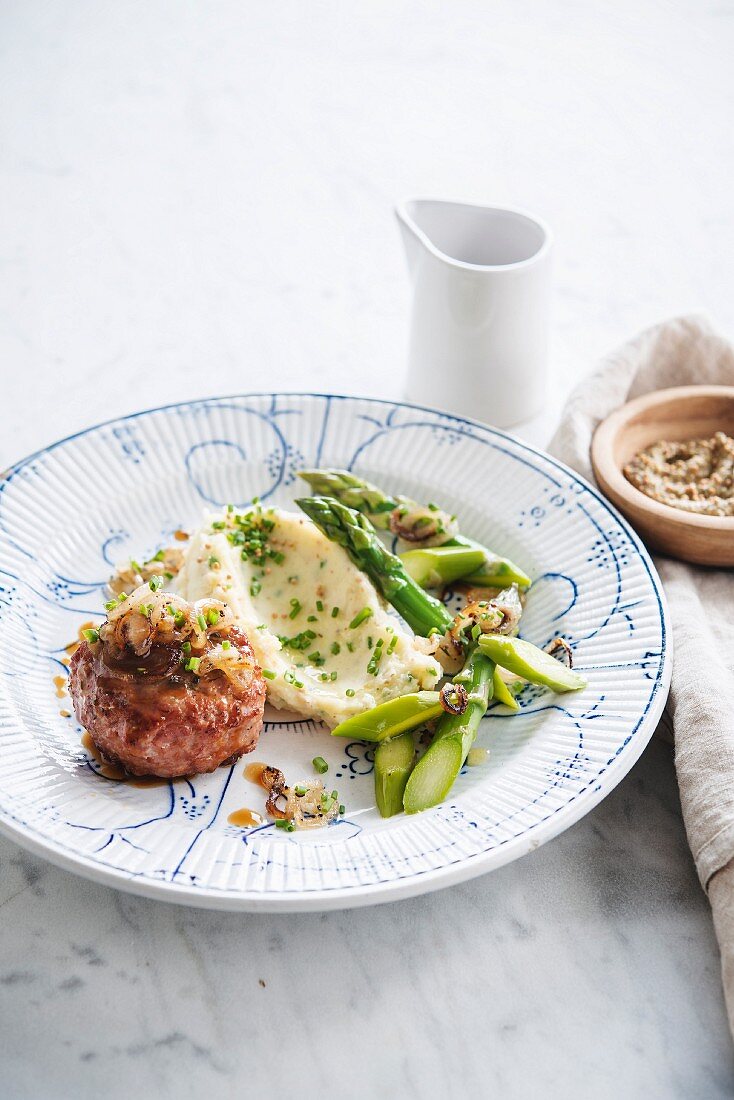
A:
[0, 394, 671, 910]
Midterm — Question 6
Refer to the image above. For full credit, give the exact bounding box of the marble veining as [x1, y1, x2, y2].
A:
[1, 0, 734, 1096]
[1, 743, 732, 1098]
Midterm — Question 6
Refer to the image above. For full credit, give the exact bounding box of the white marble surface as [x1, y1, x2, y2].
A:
[1, 1, 734, 1096]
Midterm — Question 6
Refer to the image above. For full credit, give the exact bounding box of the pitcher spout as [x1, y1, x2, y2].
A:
[395, 197, 551, 272]
[395, 201, 425, 279]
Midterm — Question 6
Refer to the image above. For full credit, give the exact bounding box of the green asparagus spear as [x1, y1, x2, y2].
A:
[298, 468, 399, 528]
[400, 545, 486, 589]
[492, 667, 521, 711]
[295, 496, 453, 637]
[403, 650, 495, 813]
[297, 468, 531, 588]
[452, 539, 532, 589]
[330, 690, 444, 742]
[374, 731, 416, 817]
[478, 635, 587, 693]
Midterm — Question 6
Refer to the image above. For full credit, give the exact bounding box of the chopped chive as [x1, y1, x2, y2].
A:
[316, 600, 324, 612]
[331, 606, 339, 618]
[82, 627, 99, 643]
[307, 615, 318, 623]
[275, 818, 295, 832]
[221, 639, 231, 650]
[312, 756, 328, 774]
[319, 672, 328, 681]
[262, 668, 276, 680]
[330, 642, 340, 656]
[367, 646, 383, 676]
[197, 613, 207, 631]
[149, 549, 165, 562]
[280, 629, 317, 651]
[345, 688, 355, 697]
[211, 520, 226, 530]
[294, 785, 308, 796]
[349, 607, 373, 629]
[289, 598, 302, 620]
[339, 804, 345, 815]
[330, 670, 337, 681]
[387, 635, 398, 654]
[104, 599, 118, 612]
[185, 656, 201, 673]
[346, 641, 355, 653]
[130, 559, 142, 574]
[182, 641, 191, 655]
[206, 608, 220, 625]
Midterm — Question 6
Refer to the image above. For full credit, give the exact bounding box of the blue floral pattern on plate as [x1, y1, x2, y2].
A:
[0, 394, 670, 911]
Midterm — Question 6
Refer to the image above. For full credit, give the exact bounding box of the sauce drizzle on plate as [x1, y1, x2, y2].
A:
[80, 732, 169, 786]
[228, 807, 265, 828]
[244, 761, 268, 788]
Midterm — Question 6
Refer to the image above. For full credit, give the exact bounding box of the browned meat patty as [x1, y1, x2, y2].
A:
[70, 595, 266, 777]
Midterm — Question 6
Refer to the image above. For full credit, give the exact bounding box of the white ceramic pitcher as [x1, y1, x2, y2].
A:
[396, 199, 552, 428]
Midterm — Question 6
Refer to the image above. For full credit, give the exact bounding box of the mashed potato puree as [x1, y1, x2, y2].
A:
[175, 505, 441, 727]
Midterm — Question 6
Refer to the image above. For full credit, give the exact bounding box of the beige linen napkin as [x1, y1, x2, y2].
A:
[548, 314, 734, 1033]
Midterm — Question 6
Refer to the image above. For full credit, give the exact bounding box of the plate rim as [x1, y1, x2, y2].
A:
[0, 390, 672, 911]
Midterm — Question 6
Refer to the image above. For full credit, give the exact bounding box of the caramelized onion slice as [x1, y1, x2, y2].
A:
[389, 504, 458, 545]
[546, 636, 573, 668]
[439, 682, 469, 715]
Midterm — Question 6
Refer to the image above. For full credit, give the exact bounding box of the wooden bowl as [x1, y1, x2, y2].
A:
[591, 385, 734, 567]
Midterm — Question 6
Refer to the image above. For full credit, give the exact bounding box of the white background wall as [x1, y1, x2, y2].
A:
[1, 0, 733, 463]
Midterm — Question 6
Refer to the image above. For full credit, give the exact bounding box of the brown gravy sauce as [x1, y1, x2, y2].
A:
[244, 761, 268, 788]
[228, 807, 265, 828]
[80, 732, 169, 787]
[80, 731, 128, 781]
[66, 620, 98, 660]
[66, 624, 168, 788]
[226, 762, 271, 828]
